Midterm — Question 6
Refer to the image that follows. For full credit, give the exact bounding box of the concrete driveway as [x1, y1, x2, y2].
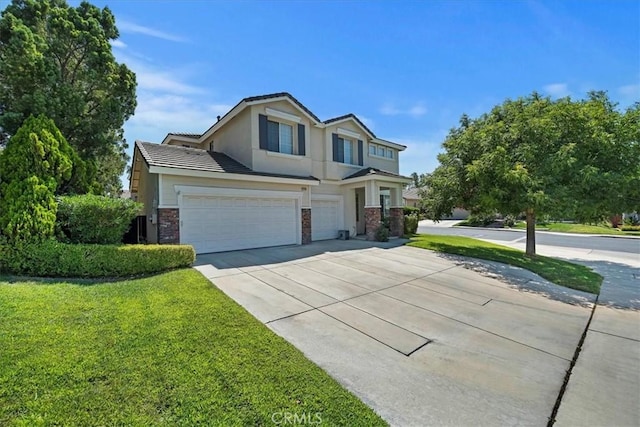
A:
[195, 240, 593, 426]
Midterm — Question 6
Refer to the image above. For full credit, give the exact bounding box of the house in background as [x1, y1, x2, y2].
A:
[403, 188, 421, 208]
[129, 92, 411, 254]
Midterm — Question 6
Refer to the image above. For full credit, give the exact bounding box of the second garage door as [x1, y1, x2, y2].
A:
[311, 198, 341, 241]
[180, 194, 298, 254]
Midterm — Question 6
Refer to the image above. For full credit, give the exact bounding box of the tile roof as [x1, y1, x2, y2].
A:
[168, 132, 202, 138]
[243, 92, 321, 123]
[403, 188, 422, 200]
[136, 141, 318, 182]
[343, 167, 410, 180]
[323, 113, 376, 138]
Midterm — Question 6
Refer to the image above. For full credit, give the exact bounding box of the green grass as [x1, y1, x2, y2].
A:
[0, 270, 386, 426]
[407, 234, 602, 294]
[512, 221, 640, 236]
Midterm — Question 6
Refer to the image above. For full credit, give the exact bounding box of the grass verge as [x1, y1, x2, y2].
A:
[512, 222, 640, 236]
[407, 234, 602, 294]
[0, 270, 386, 426]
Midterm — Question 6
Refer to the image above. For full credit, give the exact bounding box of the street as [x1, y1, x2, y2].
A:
[418, 222, 640, 255]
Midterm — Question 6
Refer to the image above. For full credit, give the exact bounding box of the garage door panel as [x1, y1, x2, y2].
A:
[311, 199, 341, 241]
[181, 195, 298, 254]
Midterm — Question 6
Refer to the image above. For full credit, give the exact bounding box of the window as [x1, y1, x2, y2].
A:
[332, 133, 362, 165]
[267, 120, 293, 154]
[341, 137, 354, 164]
[369, 143, 395, 160]
[259, 114, 305, 156]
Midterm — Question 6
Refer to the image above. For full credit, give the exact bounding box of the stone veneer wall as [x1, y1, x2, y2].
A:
[301, 208, 312, 244]
[158, 208, 180, 244]
[364, 207, 381, 241]
[389, 207, 404, 237]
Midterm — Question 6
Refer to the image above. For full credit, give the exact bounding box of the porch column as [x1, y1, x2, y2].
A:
[301, 185, 311, 244]
[389, 185, 404, 237]
[364, 180, 381, 241]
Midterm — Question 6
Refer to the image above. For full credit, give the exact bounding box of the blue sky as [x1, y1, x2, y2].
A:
[76, 1, 639, 184]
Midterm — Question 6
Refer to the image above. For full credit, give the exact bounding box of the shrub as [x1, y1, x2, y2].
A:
[620, 225, 640, 231]
[504, 214, 517, 227]
[0, 240, 195, 278]
[403, 206, 420, 216]
[404, 214, 419, 234]
[56, 194, 142, 244]
[375, 225, 389, 242]
[0, 115, 74, 243]
[466, 213, 496, 226]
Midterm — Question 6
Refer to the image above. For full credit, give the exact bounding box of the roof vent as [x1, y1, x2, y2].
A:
[217, 115, 221, 121]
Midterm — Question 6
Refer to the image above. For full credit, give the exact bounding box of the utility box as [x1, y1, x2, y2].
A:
[338, 230, 350, 240]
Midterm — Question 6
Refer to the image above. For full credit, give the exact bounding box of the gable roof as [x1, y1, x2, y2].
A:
[160, 92, 403, 149]
[135, 141, 318, 182]
[343, 167, 411, 181]
[323, 113, 376, 139]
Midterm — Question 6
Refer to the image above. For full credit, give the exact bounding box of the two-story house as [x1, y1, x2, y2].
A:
[129, 92, 411, 254]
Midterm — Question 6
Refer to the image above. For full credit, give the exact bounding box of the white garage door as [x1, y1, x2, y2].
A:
[311, 199, 340, 241]
[180, 195, 298, 254]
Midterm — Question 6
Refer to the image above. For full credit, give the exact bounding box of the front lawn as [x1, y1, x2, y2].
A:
[408, 234, 602, 294]
[0, 270, 385, 426]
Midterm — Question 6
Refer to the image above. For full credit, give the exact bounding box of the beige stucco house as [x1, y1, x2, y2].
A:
[129, 92, 411, 254]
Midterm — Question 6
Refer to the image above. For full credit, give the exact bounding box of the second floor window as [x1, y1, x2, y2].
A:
[332, 133, 363, 166]
[259, 114, 306, 156]
[268, 120, 293, 154]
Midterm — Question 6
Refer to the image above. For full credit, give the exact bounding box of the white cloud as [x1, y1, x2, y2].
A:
[393, 132, 448, 177]
[543, 83, 570, 98]
[618, 83, 640, 97]
[118, 20, 187, 43]
[379, 102, 427, 117]
[110, 39, 126, 49]
[127, 92, 231, 139]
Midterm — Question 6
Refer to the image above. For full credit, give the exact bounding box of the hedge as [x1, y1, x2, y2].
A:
[56, 194, 142, 244]
[0, 241, 195, 278]
[404, 214, 419, 234]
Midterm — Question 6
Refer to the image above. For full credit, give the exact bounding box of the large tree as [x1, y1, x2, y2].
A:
[424, 92, 639, 256]
[0, 0, 136, 194]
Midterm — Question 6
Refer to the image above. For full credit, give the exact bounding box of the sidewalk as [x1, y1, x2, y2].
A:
[480, 238, 640, 426]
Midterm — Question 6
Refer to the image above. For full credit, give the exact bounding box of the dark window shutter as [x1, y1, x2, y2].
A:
[357, 139, 363, 166]
[332, 133, 339, 161]
[259, 114, 268, 150]
[337, 138, 345, 163]
[298, 124, 305, 156]
[267, 120, 279, 152]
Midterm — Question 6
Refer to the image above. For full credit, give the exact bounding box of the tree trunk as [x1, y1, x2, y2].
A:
[525, 208, 536, 257]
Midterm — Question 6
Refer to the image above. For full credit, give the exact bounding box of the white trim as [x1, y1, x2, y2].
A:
[265, 107, 301, 123]
[372, 138, 406, 151]
[341, 174, 412, 185]
[148, 166, 319, 186]
[175, 185, 303, 200]
[158, 204, 178, 209]
[390, 205, 404, 209]
[266, 150, 305, 160]
[337, 127, 361, 139]
[158, 174, 164, 207]
[364, 205, 382, 208]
